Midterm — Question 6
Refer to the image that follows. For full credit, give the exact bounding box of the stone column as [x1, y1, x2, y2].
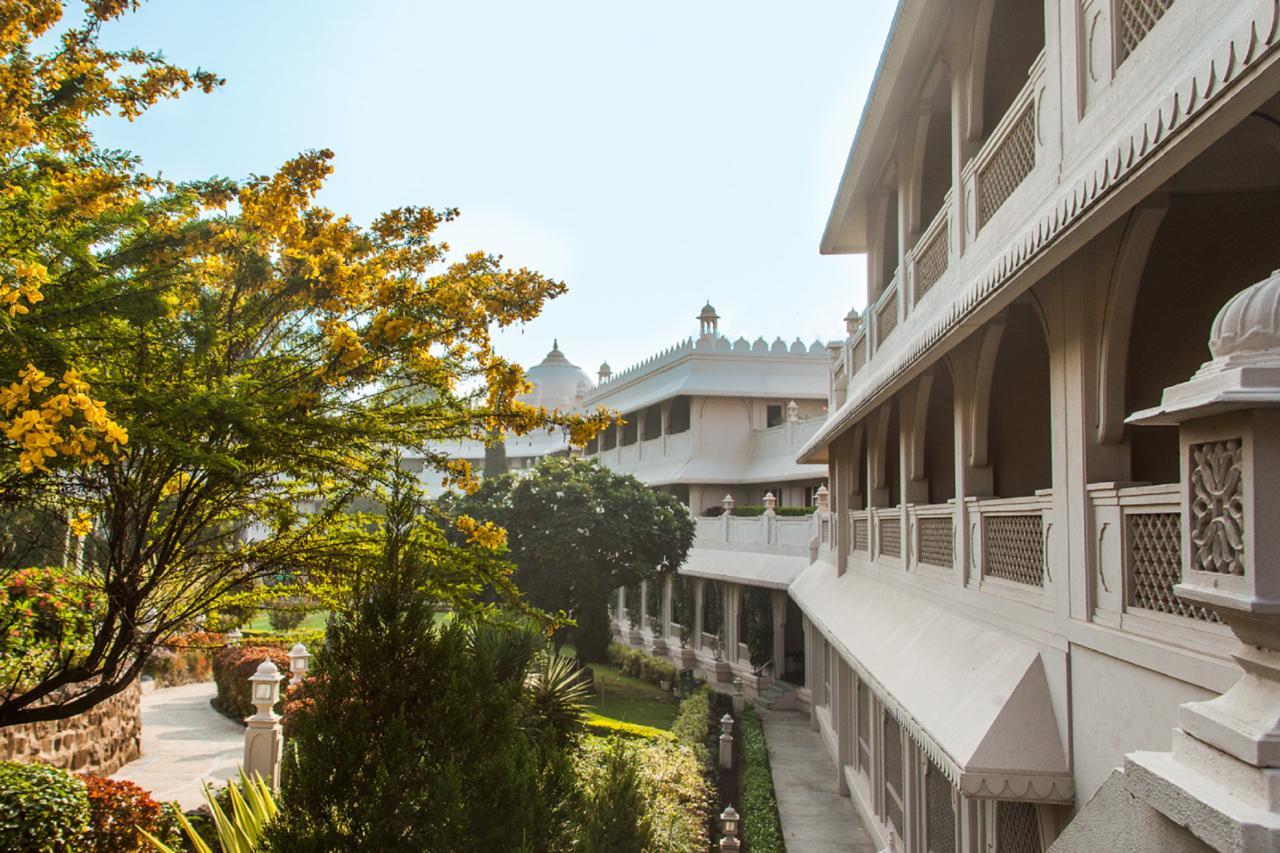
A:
[771, 589, 787, 681]
[1120, 270, 1280, 849]
[692, 578, 705, 651]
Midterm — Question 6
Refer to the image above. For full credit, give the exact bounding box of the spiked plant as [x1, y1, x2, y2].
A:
[526, 653, 591, 746]
[141, 771, 277, 853]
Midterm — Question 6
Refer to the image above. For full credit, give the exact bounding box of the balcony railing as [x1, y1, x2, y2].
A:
[962, 50, 1046, 235]
[1089, 482, 1219, 624]
[694, 511, 824, 557]
[851, 509, 870, 554]
[874, 274, 901, 348]
[1117, 0, 1176, 64]
[910, 503, 955, 570]
[966, 493, 1051, 588]
[910, 193, 951, 305]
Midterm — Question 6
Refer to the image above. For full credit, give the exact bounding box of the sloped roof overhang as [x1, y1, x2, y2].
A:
[790, 563, 1074, 802]
[678, 547, 810, 590]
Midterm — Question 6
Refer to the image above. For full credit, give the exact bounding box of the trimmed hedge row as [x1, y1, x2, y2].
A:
[741, 705, 785, 852]
[703, 505, 815, 518]
[608, 642, 678, 688]
[670, 685, 713, 754]
[211, 645, 293, 720]
[584, 713, 675, 742]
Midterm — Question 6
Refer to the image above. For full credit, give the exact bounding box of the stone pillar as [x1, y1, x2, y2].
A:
[243, 660, 284, 789]
[692, 578, 705, 651]
[1120, 270, 1280, 849]
[771, 589, 787, 680]
[661, 574, 674, 639]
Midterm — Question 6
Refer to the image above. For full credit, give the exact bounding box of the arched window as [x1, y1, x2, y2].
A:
[989, 301, 1051, 498]
[924, 364, 956, 504]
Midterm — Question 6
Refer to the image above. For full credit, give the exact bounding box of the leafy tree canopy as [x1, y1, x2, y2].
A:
[445, 458, 694, 661]
[0, 1, 613, 724]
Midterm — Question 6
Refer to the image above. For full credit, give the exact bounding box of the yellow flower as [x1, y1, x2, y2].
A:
[68, 511, 93, 538]
[455, 515, 507, 550]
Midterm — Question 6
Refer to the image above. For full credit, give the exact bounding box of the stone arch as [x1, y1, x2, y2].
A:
[966, 0, 1044, 141]
[986, 299, 1052, 498]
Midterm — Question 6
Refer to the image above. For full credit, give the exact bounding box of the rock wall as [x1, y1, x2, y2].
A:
[0, 679, 142, 776]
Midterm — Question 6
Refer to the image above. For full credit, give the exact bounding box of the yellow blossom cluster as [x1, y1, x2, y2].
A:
[0, 365, 128, 473]
[454, 514, 507, 551]
[441, 458, 480, 494]
[1, 260, 47, 317]
[68, 510, 93, 537]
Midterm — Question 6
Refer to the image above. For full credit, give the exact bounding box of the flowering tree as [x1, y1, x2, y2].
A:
[0, 2, 610, 725]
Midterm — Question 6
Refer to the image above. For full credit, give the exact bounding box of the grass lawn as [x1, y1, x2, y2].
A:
[246, 609, 329, 632]
[561, 643, 680, 730]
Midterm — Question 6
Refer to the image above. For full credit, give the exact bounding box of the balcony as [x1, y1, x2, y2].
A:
[693, 512, 822, 558]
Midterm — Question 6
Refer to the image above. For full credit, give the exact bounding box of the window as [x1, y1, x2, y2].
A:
[767, 404, 784, 427]
[926, 760, 957, 853]
[668, 396, 691, 433]
[996, 801, 1042, 853]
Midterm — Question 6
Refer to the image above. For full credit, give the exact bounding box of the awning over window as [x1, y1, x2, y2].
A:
[790, 563, 1074, 803]
[679, 548, 810, 590]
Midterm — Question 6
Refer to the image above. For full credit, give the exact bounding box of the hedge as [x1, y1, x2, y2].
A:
[741, 705, 785, 852]
[607, 643, 678, 688]
[670, 685, 713, 754]
[0, 761, 90, 852]
[211, 645, 293, 720]
[584, 713, 676, 742]
[703, 505, 815, 518]
[79, 775, 181, 852]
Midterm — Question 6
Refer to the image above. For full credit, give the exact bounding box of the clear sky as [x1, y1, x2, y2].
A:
[91, 1, 896, 379]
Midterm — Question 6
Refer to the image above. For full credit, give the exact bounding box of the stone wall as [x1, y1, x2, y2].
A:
[0, 679, 142, 776]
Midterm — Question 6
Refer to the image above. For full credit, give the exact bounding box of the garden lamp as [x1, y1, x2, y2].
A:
[288, 643, 311, 678]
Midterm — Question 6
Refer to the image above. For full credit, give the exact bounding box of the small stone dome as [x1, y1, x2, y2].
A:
[1209, 269, 1280, 359]
[698, 301, 718, 319]
[521, 340, 594, 410]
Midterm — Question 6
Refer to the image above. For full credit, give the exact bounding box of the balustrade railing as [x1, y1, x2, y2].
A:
[911, 194, 951, 304]
[875, 277, 901, 347]
[873, 508, 903, 560]
[911, 503, 955, 570]
[694, 511, 823, 556]
[966, 493, 1051, 588]
[962, 51, 1046, 235]
[1117, 0, 1176, 64]
[1089, 482, 1219, 624]
[851, 510, 870, 553]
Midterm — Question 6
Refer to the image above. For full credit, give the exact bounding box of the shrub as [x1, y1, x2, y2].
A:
[0, 568, 99, 692]
[211, 645, 292, 720]
[0, 761, 90, 852]
[670, 685, 713, 753]
[574, 738, 654, 853]
[607, 643, 678, 688]
[80, 775, 175, 853]
[239, 627, 325, 650]
[741, 706, 785, 853]
[574, 736, 711, 853]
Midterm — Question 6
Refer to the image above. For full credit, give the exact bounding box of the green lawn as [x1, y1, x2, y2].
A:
[246, 609, 330, 632]
[561, 644, 679, 730]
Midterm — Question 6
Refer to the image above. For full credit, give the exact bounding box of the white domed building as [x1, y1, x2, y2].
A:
[410, 340, 595, 495]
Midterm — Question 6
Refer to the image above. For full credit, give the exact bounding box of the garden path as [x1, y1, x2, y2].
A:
[756, 706, 879, 853]
[112, 681, 243, 809]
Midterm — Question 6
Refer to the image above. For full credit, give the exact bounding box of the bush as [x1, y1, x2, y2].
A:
[607, 643, 678, 688]
[670, 685, 713, 753]
[268, 607, 307, 631]
[211, 645, 292, 720]
[239, 627, 325, 650]
[80, 775, 177, 852]
[0, 761, 90, 852]
[574, 738, 654, 853]
[574, 736, 712, 853]
[702, 505, 815, 518]
[741, 706, 785, 853]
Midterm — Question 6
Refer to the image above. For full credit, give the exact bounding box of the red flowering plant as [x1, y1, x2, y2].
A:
[78, 775, 179, 853]
[0, 567, 99, 691]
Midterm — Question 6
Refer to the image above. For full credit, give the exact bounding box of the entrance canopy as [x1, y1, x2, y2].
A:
[790, 563, 1074, 803]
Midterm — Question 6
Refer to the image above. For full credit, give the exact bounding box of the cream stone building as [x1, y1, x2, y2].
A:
[588, 304, 836, 690]
[774, 0, 1280, 851]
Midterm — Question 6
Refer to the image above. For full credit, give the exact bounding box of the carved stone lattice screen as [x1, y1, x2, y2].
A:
[1127, 512, 1219, 622]
[879, 515, 902, 559]
[1118, 0, 1176, 63]
[918, 515, 954, 568]
[877, 291, 900, 344]
[996, 801, 1042, 853]
[851, 336, 868, 375]
[853, 516, 869, 552]
[884, 713, 905, 837]
[856, 681, 871, 772]
[913, 224, 949, 303]
[926, 759, 957, 853]
[1189, 438, 1245, 576]
[977, 104, 1035, 228]
[983, 514, 1044, 586]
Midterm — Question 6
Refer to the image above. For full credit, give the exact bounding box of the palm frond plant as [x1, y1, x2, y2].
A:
[142, 770, 277, 853]
[525, 652, 591, 745]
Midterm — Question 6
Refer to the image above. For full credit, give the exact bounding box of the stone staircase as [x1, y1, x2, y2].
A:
[756, 679, 804, 710]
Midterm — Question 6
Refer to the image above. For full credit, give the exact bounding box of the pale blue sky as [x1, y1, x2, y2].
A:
[91, 1, 895, 378]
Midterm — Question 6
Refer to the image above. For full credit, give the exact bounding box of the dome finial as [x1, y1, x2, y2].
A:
[697, 301, 720, 338]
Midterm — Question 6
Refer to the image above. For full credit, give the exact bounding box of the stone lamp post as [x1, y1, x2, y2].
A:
[244, 659, 285, 789]
[1125, 268, 1280, 849]
[288, 643, 311, 680]
[719, 805, 741, 852]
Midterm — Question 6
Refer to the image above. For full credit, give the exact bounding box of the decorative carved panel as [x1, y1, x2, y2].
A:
[914, 223, 950, 303]
[918, 516, 954, 568]
[880, 515, 902, 559]
[1127, 512, 1218, 621]
[1190, 438, 1245, 576]
[926, 759, 957, 853]
[977, 104, 1035, 228]
[853, 516, 869, 552]
[996, 800, 1042, 853]
[983, 514, 1044, 586]
[1118, 0, 1176, 64]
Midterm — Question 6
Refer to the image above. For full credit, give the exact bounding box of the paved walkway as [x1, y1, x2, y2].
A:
[112, 682, 243, 809]
[757, 707, 878, 853]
